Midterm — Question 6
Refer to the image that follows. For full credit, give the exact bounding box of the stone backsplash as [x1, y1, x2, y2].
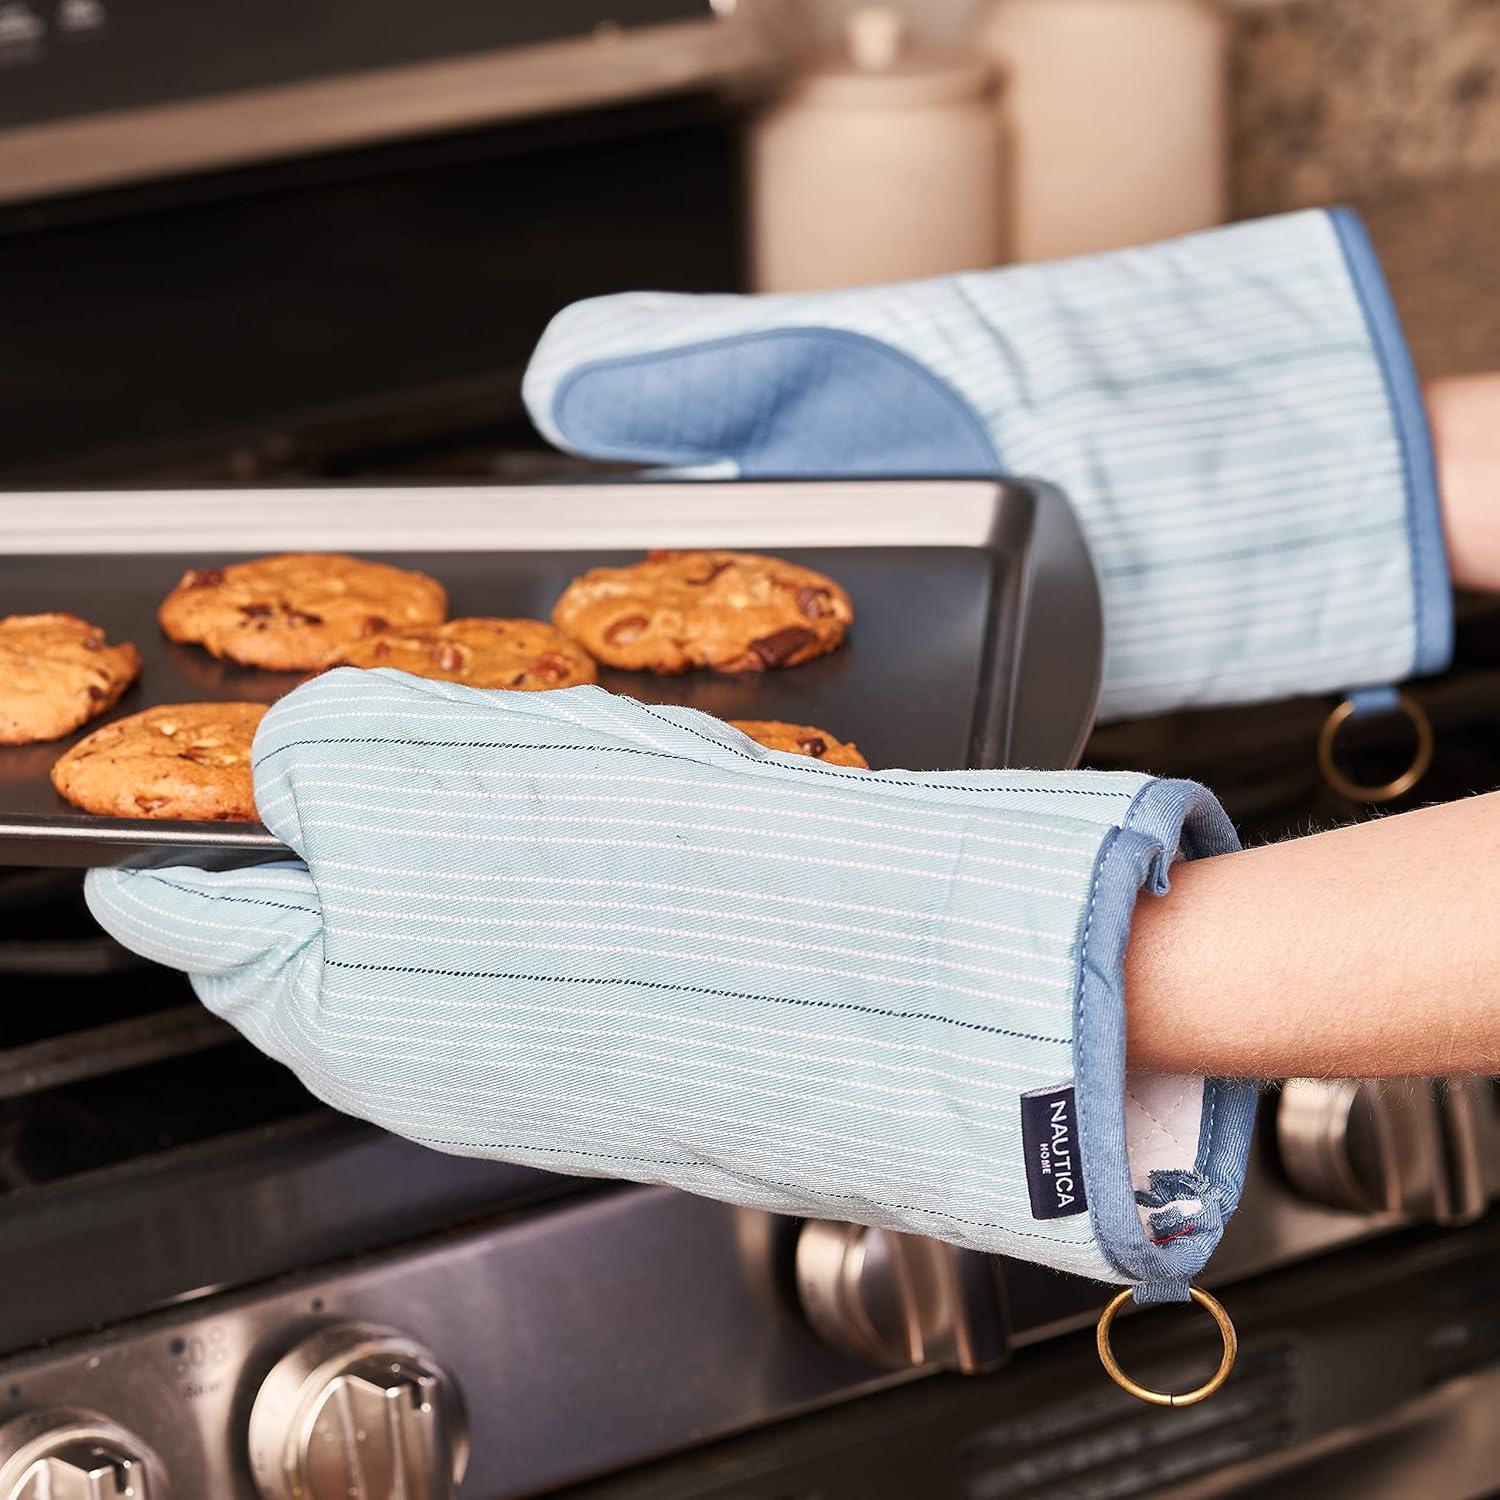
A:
[1230, 0, 1500, 216]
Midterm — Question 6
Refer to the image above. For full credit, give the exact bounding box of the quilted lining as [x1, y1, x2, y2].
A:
[1125, 1073, 1205, 1230]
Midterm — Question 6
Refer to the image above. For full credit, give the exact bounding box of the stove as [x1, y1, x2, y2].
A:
[1, 19, 1497, 1493]
[0, 452, 1496, 1500]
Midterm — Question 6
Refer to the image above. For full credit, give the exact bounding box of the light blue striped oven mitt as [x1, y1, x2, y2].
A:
[523, 208, 1452, 721]
[87, 669, 1255, 1301]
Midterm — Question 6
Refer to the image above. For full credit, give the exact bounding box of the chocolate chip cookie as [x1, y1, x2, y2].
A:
[551, 550, 853, 674]
[51, 703, 267, 821]
[0, 614, 142, 745]
[730, 720, 869, 768]
[325, 617, 598, 689]
[159, 553, 448, 671]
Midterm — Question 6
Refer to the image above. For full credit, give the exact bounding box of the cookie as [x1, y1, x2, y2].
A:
[51, 703, 267, 821]
[159, 553, 448, 671]
[731, 720, 868, 768]
[551, 550, 853, 674]
[0, 614, 142, 745]
[326, 617, 598, 689]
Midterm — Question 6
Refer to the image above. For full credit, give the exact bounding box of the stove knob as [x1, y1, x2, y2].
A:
[247, 1322, 469, 1500]
[0, 1409, 168, 1500]
[1277, 1077, 1486, 1223]
[794, 1220, 1009, 1374]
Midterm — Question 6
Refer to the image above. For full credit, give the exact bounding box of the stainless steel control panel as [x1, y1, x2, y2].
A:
[1, 1083, 1495, 1498]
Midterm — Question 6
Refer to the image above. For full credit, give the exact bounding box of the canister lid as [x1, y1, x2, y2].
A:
[789, 6, 995, 108]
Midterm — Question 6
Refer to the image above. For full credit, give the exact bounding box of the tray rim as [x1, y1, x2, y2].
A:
[0, 477, 1101, 867]
[7, 477, 1031, 553]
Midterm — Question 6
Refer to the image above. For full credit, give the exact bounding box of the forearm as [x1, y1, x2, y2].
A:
[1431, 373, 1500, 593]
[1126, 792, 1500, 1078]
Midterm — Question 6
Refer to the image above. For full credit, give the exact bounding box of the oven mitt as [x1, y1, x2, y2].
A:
[523, 208, 1452, 722]
[85, 668, 1254, 1301]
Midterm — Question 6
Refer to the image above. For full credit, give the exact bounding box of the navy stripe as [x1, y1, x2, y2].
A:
[254, 735, 1130, 798]
[322, 957, 1069, 1047]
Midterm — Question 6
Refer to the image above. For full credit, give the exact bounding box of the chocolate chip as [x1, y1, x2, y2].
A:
[286, 608, 323, 627]
[798, 736, 828, 758]
[184, 567, 225, 589]
[508, 672, 530, 688]
[240, 603, 274, 618]
[531, 652, 570, 684]
[85, 684, 107, 703]
[686, 559, 733, 586]
[604, 614, 648, 645]
[798, 587, 833, 620]
[431, 642, 464, 672]
[749, 625, 817, 668]
[361, 615, 390, 635]
[372, 641, 392, 661]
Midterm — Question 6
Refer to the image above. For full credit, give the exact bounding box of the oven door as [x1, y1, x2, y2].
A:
[548, 1214, 1500, 1500]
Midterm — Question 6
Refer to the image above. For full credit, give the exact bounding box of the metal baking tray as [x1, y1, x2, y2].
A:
[0, 479, 1101, 868]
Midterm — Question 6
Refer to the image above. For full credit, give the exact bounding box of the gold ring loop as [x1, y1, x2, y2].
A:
[1095, 1286, 1238, 1407]
[1316, 691, 1434, 804]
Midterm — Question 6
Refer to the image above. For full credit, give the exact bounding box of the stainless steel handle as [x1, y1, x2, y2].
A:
[0, 1409, 167, 1500]
[794, 1221, 1009, 1374]
[247, 1322, 469, 1500]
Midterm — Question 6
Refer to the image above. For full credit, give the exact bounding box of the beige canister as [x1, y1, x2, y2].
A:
[977, 0, 1227, 261]
[748, 7, 1004, 293]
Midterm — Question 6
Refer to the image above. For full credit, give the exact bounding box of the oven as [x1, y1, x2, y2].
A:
[2, 9, 1499, 1496]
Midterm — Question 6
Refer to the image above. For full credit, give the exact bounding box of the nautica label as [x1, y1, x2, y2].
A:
[1020, 1083, 1089, 1220]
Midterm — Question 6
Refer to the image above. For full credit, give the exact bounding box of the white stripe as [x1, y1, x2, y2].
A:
[318, 881, 1076, 967]
[1110, 594, 1413, 650]
[1098, 446, 1401, 503]
[271, 800, 1090, 880]
[319, 901, 1065, 988]
[365, 1110, 1043, 1215]
[1010, 397, 1397, 470]
[306, 1028, 1061, 1172]
[283, 1018, 1040, 1127]
[1108, 550, 1405, 610]
[1081, 495, 1381, 549]
[1077, 462, 1401, 532]
[315, 984, 1066, 1079]
[283, 1013, 1038, 1118]
[313, 861, 1081, 944]
[930, 302, 1366, 391]
[970, 355, 1385, 430]
[1106, 638, 1411, 693]
[292, 821, 1089, 901]
[254, 760, 1119, 836]
[252, 778, 1100, 859]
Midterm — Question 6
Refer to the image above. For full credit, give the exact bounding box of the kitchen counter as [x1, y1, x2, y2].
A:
[1359, 170, 1500, 378]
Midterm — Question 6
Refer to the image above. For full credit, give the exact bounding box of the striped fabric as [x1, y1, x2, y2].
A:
[522, 209, 1451, 722]
[85, 669, 1247, 1289]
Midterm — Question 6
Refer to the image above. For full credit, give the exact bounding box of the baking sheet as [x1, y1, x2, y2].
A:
[0, 479, 1101, 866]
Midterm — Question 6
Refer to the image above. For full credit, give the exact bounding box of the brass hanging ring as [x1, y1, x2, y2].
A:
[1095, 1286, 1237, 1407]
[1317, 691, 1433, 804]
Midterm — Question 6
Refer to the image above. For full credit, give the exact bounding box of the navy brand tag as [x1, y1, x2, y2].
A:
[1020, 1084, 1088, 1220]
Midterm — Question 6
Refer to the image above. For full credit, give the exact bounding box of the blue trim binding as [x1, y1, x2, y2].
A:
[1072, 779, 1256, 1303]
[1348, 684, 1401, 718]
[1328, 207, 1454, 680]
